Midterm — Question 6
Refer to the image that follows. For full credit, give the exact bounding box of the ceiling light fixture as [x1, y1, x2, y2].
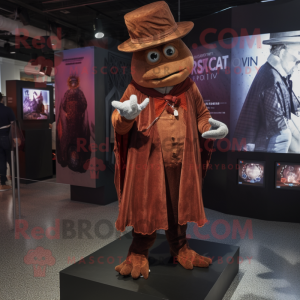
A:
[93, 17, 104, 39]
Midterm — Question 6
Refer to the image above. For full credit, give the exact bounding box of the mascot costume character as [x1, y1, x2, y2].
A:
[111, 1, 228, 279]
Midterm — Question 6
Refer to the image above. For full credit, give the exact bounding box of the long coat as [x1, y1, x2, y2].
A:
[233, 62, 299, 151]
[56, 87, 91, 172]
[112, 78, 213, 235]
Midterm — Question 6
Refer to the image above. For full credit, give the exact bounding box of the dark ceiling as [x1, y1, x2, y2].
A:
[0, 0, 262, 61]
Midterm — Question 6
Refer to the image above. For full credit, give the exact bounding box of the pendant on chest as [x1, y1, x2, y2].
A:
[164, 95, 180, 116]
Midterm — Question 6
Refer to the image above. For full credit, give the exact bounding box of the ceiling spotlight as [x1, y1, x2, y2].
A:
[39, 65, 46, 75]
[93, 17, 104, 39]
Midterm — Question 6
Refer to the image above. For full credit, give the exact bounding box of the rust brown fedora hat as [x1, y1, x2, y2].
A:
[118, 1, 194, 52]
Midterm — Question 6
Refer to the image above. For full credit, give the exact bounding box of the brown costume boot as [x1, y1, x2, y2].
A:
[176, 244, 212, 269]
[166, 223, 212, 269]
[115, 252, 150, 279]
[115, 228, 156, 279]
[163, 164, 212, 269]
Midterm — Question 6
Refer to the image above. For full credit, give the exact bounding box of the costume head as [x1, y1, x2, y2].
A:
[118, 1, 194, 88]
[68, 73, 80, 89]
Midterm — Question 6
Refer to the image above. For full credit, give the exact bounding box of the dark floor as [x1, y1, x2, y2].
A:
[0, 179, 299, 300]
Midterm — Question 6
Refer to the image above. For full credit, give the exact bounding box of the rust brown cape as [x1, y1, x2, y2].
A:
[112, 77, 214, 234]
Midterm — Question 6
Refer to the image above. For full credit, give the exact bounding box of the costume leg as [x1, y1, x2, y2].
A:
[164, 163, 212, 268]
[115, 229, 155, 279]
[127, 229, 157, 259]
[164, 163, 188, 256]
[166, 222, 187, 256]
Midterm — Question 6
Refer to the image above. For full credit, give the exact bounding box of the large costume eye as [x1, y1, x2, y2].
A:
[163, 45, 176, 58]
[147, 50, 160, 63]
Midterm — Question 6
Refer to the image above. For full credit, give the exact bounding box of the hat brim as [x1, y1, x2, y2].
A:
[118, 21, 194, 52]
[263, 36, 300, 45]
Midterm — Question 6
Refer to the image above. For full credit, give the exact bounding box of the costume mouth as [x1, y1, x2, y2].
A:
[151, 68, 186, 81]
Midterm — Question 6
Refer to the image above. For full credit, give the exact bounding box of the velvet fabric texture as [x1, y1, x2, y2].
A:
[155, 107, 186, 166]
[115, 252, 150, 279]
[127, 163, 187, 259]
[176, 244, 212, 269]
[131, 39, 194, 88]
[118, 1, 194, 52]
[130, 76, 192, 111]
[112, 78, 214, 235]
[56, 83, 91, 172]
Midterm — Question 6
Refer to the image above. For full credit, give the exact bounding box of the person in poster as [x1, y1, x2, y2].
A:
[36, 91, 44, 114]
[56, 73, 91, 173]
[23, 90, 31, 113]
[30, 92, 38, 113]
[234, 32, 300, 153]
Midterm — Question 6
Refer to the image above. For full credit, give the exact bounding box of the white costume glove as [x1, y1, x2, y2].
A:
[202, 118, 228, 139]
[111, 95, 149, 120]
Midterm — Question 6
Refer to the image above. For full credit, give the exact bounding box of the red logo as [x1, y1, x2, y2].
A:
[24, 247, 56, 277]
[83, 157, 106, 179]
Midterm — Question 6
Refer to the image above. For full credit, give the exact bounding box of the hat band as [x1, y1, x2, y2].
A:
[130, 23, 178, 44]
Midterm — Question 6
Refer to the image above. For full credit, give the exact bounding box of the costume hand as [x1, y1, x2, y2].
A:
[202, 118, 228, 140]
[111, 95, 149, 120]
[115, 253, 149, 279]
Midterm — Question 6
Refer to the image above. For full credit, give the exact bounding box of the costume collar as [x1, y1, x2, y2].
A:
[267, 53, 288, 77]
[130, 77, 194, 98]
[153, 86, 174, 94]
